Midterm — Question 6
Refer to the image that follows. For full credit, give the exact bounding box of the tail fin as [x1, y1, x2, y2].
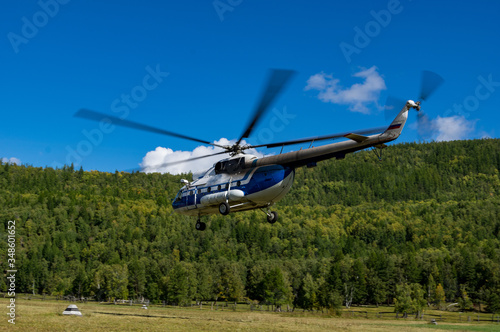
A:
[382, 100, 419, 139]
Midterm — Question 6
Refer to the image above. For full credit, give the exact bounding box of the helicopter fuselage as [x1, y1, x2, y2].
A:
[172, 162, 295, 216]
[172, 100, 416, 221]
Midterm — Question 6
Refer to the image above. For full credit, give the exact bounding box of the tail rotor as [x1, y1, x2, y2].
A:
[416, 71, 444, 139]
[385, 70, 444, 139]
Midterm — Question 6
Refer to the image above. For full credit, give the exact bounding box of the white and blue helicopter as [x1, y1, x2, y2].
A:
[76, 70, 442, 231]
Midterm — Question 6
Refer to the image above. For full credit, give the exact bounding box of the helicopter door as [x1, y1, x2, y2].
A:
[187, 187, 197, 210]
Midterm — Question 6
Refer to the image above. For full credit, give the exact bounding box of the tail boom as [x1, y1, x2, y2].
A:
[249, 100, 417, 169]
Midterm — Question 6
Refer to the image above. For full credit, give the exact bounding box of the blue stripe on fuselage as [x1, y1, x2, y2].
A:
[172, 165, 293, 209]
[244, 165, 292, 195]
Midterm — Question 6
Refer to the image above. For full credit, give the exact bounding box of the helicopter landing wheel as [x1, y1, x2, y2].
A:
[195, 220, 206, 231]
[219, 202, 230, 216]
[267, 211, 278, 224]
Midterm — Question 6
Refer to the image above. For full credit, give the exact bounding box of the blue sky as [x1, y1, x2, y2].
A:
[1, 0, 499, 173]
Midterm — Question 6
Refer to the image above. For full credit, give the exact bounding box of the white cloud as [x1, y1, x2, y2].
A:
[305, 66, 386, 114]
[305, 72, 332, 90]
[1, 157, 20, 165]
[412, 115, 477, 141]
[479, 131, 492, 139]
[140, 138, 264, 176]
[432, 115, 475, 141]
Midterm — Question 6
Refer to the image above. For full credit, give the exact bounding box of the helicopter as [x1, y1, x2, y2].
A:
[75, 69, 443, 231]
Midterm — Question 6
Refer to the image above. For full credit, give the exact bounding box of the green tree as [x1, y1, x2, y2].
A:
[367, 275, 387, 307]
[426, 274, 436, 306]
[317, 276, 343, 315]
[128, 258, 147, 300]
[194, 263, 214, 303]
[91, 264, 129, 301]
[71, 264, 89, 298]
[262, 267, 292, 310]
[246, 262, 268, 302]
[111, 264, 129, 300]
[215, 263, 245, 303]
[410, 283, 427, 318]
[458, 285, 473, 311]
[434, 283, 446, 309]
[485, 288, 500, 314]
[300, 273, 319, 311]
[394, 283, 426, 318]
[163, 262, 195, 306]
[394, 283, 413, 318]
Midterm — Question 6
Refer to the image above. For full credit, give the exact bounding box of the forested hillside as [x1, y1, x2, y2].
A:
[1, 139, 499, 313]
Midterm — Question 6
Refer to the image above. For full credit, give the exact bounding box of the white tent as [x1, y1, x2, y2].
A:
[63, 304, 82, 316]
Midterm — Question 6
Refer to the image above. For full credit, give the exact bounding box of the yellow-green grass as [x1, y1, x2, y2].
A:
[1, 298, 499, 332]
[343, 306, 500, 324]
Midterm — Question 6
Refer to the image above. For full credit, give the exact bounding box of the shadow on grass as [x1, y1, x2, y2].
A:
[93, 311, 192, 320]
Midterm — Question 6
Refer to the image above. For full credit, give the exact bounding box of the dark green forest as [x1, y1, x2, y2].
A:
[1, 139, 499, 314]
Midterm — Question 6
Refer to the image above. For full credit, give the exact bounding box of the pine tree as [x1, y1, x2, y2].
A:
[458, 285, 473, 311]
[435, 283, 446, 309]
[262, 267, 292, 311]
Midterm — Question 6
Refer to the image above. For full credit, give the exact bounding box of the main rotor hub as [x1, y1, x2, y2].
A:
[226, 144, 243, 156]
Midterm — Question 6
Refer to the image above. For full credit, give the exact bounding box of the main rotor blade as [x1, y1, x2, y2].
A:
[75, 109, 226, 149]
[140, 151, 228, 172]
[237, 69, 295, 145]
[247, 126, 387, 149]
[420, 71, 444, 101]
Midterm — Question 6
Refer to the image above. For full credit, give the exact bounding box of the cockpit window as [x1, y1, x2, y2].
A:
[215, 157, 244, 174]
[200, 167, 215, 178]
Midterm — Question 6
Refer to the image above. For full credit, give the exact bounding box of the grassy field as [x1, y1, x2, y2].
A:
[1, 298, 499, 331]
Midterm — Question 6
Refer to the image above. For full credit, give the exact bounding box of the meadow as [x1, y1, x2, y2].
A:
[1, 298, 499, 332]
